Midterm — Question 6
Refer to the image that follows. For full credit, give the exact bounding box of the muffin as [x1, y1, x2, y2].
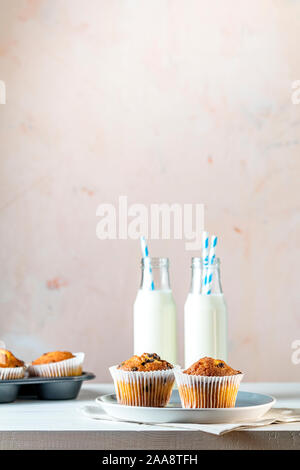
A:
[175, 357, 243, 408]
[28, 351, 84, 378]
[110, 353, 175, 407]
[32, 351, 75, 365]
[0, 349, 25, 380]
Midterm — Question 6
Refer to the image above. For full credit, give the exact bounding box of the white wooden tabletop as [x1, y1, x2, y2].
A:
[0, 382, 299, 450]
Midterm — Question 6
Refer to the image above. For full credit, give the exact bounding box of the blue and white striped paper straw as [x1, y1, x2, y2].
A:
[202, 231, 209, 265]
[202, 231, 209, 290]
[205, 235, 218, 295]
[140, 236, 155, 290]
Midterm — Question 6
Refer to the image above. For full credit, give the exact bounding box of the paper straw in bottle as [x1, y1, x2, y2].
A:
[140, 236, 155, 290]
[202, 231, 209, 291]
[205, 235, 218, 295]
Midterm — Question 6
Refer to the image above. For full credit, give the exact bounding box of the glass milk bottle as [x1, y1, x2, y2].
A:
[184, 257, 228, 368]
[134, 257, 177, 364]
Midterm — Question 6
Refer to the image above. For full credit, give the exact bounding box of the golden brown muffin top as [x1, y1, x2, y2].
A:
[184, 357, 241, 376]
[117, 353, 173, 372]
[0, 349, 24, 368]
[32, 351, 75, 365]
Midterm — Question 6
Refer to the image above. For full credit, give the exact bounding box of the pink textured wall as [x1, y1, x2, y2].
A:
[0, 0, 299, 381]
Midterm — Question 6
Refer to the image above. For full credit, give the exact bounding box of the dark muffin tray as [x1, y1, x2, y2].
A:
[0, 372, 95, 403]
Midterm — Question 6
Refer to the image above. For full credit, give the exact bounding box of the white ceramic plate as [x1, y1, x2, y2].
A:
[96, 390, 276, 424]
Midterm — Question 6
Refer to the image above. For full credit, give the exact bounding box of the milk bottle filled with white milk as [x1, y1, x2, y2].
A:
[134, 257, 177, 364]
[184, 257, 228, 368]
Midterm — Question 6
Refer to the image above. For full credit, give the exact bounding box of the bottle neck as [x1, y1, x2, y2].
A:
[140, 257, 171, 291]
[190, 257, 223, 294]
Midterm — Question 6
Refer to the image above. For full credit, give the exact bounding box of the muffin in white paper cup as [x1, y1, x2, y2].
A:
[110, 365, 175, 407]
[175, 368, 244, 408]
[28, 352, 84, 378]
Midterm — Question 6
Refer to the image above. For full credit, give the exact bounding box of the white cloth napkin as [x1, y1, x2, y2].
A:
[81, 405, 300, 436]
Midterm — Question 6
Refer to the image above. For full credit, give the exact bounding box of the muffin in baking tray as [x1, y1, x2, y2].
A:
[110, 353, 175, 407]
[175, 356, 243, 408]
[0, 349, 25, 379]
[32, 351, 75, 365]
[29, 351, 84, 378]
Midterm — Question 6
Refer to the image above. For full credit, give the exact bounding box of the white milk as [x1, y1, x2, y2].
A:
[184, 293, 228, 368]
[134, 289, 177, 364]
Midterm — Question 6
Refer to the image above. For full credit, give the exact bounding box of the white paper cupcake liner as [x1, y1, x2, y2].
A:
[109, 365, 176, 407]
[0, 366, 25, 380]
[28, 352, 84, 378]
[174, 368, 244, 408]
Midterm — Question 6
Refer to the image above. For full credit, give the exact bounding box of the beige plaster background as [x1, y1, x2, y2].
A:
[0, 0, 299, 381]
